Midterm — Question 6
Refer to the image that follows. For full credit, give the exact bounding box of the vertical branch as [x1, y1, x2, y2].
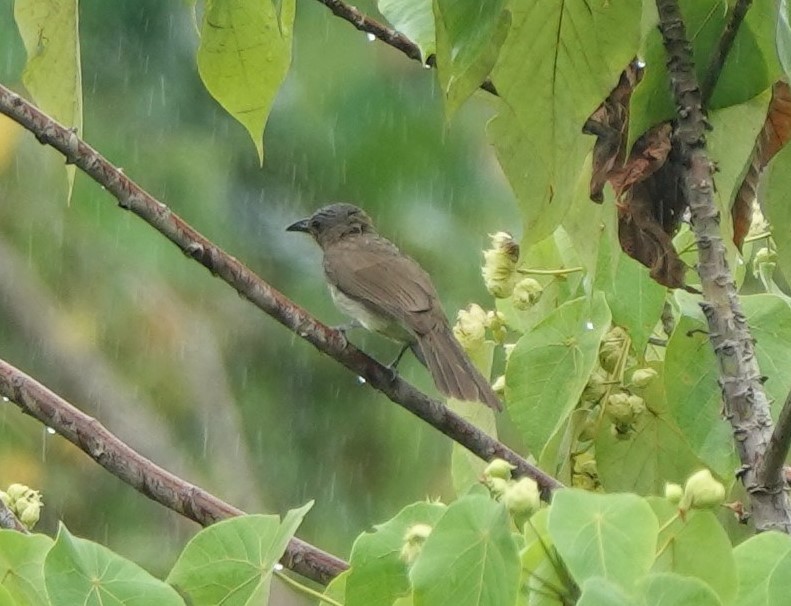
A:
[655, 0, 791, 532]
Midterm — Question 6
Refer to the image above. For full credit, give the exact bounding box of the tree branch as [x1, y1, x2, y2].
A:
[701, 0, 753, 105]
[0, 84, 560, 500]
[758, 388, 791, 492]
[312, 0, 498, 96]
[0, 358, 346, 584]
[655, 0, 791, 531]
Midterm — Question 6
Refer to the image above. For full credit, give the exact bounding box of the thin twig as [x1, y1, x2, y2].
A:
[758, 388, 791, 491]
[655, 0, 791, 532]
[0, 358, 346, 584]
[0, 499, 29, 534]
[312, 0, 498, 96]
[701, 0, 753, 105]
[0, 85, 560, 502]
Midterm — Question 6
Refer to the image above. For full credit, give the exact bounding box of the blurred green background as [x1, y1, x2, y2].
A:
[0, 0, 517, 593]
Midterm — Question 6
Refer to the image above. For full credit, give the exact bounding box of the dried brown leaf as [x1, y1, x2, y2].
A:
[732, 81, 791, 250]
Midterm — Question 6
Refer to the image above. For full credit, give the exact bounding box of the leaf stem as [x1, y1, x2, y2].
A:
[275, 570, 344, 606]
[517, 267, 584, 276]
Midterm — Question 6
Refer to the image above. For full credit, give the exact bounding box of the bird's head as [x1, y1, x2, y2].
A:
[286, 203, 375, 247]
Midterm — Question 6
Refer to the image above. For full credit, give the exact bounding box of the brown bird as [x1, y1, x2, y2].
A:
[287, 203, 502, 411]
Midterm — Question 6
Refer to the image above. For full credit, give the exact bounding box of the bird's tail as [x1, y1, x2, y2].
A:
[413, 324, 502, 411]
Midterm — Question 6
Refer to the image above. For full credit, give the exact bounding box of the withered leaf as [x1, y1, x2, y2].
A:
[731, 81, 791, 250]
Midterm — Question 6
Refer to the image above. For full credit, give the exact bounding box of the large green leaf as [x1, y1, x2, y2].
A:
[638, 573, 722, 606]
[0, 530, 52, 605]
[779, 0, 791, 81]
[630, 0, 781, 147]
[547, 490, 657, 591]
[198, 0, 295, 163]
[14, 0, 81, 202]
[410, 494, 520, 606]
[521, 509, 575, 604]
[664, 315, 735, 478]
[488, 0, 640, 243]
[167, 503, 312, 605]
[596, 364, 703, 495]
[433, 0, 509, 117]
[734, 532, 791, 606]
[45, 524, 183, 606]
[649, 500, 736, 605]
[345, 501, 446, 606]
[577, 577, 636, 606]
[505, 292, 611, 457]
[378, 0, 435, 61]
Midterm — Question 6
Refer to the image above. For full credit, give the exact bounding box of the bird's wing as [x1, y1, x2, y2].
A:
[323, 237, 441, 334]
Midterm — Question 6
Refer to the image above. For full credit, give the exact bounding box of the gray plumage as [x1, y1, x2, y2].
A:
[287, 203, 502, 411]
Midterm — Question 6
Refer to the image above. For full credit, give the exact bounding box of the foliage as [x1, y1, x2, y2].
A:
[3, 0, 791, 604]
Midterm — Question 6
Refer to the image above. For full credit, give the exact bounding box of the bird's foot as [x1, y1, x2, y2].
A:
[332, 320, 362, 349]
[384, 343, 411, 383]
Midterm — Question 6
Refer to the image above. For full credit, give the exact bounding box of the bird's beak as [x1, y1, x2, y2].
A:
[286, 218, 311, 233]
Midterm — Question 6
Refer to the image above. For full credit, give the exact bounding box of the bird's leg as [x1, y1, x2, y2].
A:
[384, 343, 412, 382]
[331, 319, 362, 348]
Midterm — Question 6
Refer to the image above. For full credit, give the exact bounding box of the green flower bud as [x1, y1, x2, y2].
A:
[486, 477, 509, 498]
[664, 483, 683, 504]
[606, 393, 634, 424]
[6, 484, 29, 502]
[400, 523, 433, 566]
[482, 232, 519, 298]
[491, 375, 506, 396]
[630, 368, 658, 388]
[486, 310, 508, 343]
[453, 304, 488, 352]
[627, 394, 646, 416]
[582, 367, 608, 403]
[681, 469, 725, 510]
[18, 500, 41, 530]
[0, 492, 8, 507]
[502, 478, 540, 516]
[512, 278, 543, 311]
[484, 458, 516, 481]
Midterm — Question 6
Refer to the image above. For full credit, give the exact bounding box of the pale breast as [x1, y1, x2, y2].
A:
[328, 284, 414, 343]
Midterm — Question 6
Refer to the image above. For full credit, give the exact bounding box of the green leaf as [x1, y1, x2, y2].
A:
[778, 0, 791, 81]
[664, 315, 736, 479]
[0, 530, 52, 605]
[547, 490, 657, 590]
[734, 532, 791, 606]
[638, 573, 722, 606]
[14, 0, 82, 203]
[324, 569, 349, 603]
[596, 363, 703, 495]
[345, 501, 446, 606]
[768, 550, 791, 606]
[45, 524, 182, 606]
[378, 0, 435, 61]
[649, 501, 736, 605]
[603, 252, 667, 357]
[411, 494, 520, 606]
[488, 0, 640, 244]
[198, 0, 295, 163]
[742, 294, 791, 411]
[630, 0, 781, 147]
[433, 0, 509, 117]
[577, 577, 636, 606]
[167, 503, 312, 605]
[0, 585, 15, 606]
[765, 140, 791, 281]
[521, 509, 574, 603]
[505, 292, 611, 457]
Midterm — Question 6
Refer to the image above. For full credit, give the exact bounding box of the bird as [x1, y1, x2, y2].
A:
[286, 203, 502, 411]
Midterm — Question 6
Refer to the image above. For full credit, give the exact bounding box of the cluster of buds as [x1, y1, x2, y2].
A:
[665, 469, 725, 513]
[453, 306, 509, 353]
[606, 392, 646, 438]
[482, 232, 520, 298]
[400, 523, 433, 567]
[482, 459, 540, 526]
[571, 451, 599, 490]
[0, 483, 43, 530]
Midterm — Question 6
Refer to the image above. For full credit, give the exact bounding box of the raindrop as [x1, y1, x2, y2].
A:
[274, 563, 284, 571]
[366, 33, 376, 42]
[46, 427, 56, 435]
[585, 320, 594, 330]
[2, 396, 8, 402]
[357, 376, 366, 385]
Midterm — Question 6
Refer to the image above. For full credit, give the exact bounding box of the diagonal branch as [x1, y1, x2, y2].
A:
[655, 0, 791, 532]
[0, 84, 560, 499]
[701, 0, 753, 105]
[0, 357, 346, 584]
[758, 387, 791, 490]
[312, 0, 498, 96]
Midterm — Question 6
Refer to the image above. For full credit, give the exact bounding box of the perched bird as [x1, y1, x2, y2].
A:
[287, 203, 502, 411]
